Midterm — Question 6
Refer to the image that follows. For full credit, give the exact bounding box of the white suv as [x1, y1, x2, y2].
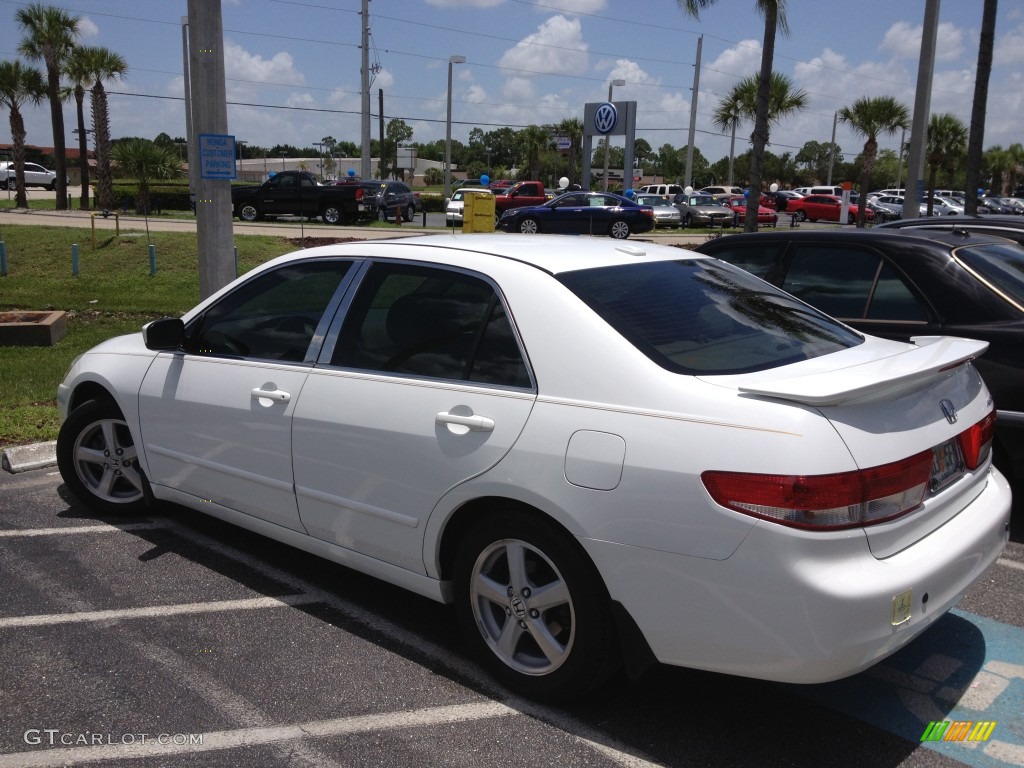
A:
[0, 161, 59, 190]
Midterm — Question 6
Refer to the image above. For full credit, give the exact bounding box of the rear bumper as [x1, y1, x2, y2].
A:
[582, 468, 1011, 683]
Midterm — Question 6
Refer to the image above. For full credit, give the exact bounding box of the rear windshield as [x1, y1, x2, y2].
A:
[558, 259, 863, 375]
[954, 243, 1024, 311]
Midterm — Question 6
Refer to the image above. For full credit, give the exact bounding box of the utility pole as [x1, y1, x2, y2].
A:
[684, 35, 702, 190]
[360, 0, 371, 179]
[187, 0, 235, 299]
[905, 0, 940, 218]
[826, 111, 838, 185]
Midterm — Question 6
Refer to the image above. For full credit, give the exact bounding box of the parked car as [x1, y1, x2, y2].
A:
[637, 183, 685, 198]
[361, 180, 422, 222]
[56, 233, 1010, 701]
[670, 192, 734, 228]
[0, 160, 60, 190]
[927, 196, 965, 216]
[444, 187, 493, 226]
[725, 196, 778, 227]
[695, 228, 1024, 478]
[877, 215, 1024, 245]
[699, 185, 745, 200]
[865, 197, 902, 222]
[496, 191, 654, 239]
[773, 190, 803, 212]
[787, 194, 873, 224]
[792, 185, 844, 197]
[870, 195, 929, 220]
[633, 193, 682, 228]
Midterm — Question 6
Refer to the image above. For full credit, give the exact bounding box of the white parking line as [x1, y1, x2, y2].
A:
[0, 594, 323, 628]
[0, 702, 518, 768]
[0, 522, 166, 538]
[998, 557, 1024, 572]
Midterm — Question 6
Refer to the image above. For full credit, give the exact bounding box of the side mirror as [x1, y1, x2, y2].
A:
[143, 317, 185, 350]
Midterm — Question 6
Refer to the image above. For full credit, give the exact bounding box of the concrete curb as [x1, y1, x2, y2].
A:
[1, 441, 58, 474]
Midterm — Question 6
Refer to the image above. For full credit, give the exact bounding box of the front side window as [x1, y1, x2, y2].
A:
[187, 260, 352, 362]
[559, 259, 862, 375]
[332, 263, 531, 388]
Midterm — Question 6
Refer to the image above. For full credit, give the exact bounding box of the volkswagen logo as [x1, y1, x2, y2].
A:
[940, 399, 958, 425]
[594, 102, 618, 134]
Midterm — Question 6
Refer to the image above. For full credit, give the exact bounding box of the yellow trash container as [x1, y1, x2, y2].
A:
[462, 189, 496, 233]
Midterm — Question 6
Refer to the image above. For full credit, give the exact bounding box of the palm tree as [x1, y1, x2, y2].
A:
[0, 60, 46, 208]
[64, 45, 99, 211]
[556, 117, 584, 183]
[983, 145, 1010, 194]
[713, 71, 807, 188]
[80, 46, 127, 211]
[111, 138, 180, 214]
[965, 0, 997, 215]
[17, 3, 80, 211]
[838, 96, 910, 226]
[925, 113, 968, 215]
[519, 125, 550, 181]
[680, 0, 788, 231]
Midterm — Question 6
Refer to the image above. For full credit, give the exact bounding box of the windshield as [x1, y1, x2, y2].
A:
[558, 259, 863, 375]
[688, 196, 718, 206]
[954, 243, 1024, 312]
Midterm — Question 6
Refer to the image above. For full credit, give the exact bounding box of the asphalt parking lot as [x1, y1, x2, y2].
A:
[1, 465, 1022, 768]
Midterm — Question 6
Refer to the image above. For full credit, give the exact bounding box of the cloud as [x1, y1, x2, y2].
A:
[880, 21, 964, 62]
[224, 41, 306, 87]
[76, 16, 99, 39]
[498, 15, 588, 77]
[532, 0, 607, 12]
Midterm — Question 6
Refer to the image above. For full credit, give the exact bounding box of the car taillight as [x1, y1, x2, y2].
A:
[701, 452, 933, 530]
[355, 188, 363, 201]
[959, 409, 995, 470]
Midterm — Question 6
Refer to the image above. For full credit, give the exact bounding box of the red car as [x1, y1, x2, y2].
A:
[726, 196, 779, 227]
[788, 194, 874, 224]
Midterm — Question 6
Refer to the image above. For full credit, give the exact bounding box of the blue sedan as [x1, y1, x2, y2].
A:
[497, 191, 655, 239]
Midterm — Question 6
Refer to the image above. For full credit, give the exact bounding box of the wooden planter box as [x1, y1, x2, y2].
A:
[0, 310, 68, 347]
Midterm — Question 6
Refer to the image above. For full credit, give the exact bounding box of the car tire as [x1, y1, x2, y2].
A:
[47, 180, 57, 191]
[377, 207, 389, 222]
[683, 213, 693, 228]
[57, 398, 151, 516]
[454, 512, 620, 702]
[609, 220, 631, 239]
[404, 203, 416, 222]
[321, 205, 342, 225]
[794, 210, 807, 222]
[237, 204, 260, 222]
[519, 218, 540, 234]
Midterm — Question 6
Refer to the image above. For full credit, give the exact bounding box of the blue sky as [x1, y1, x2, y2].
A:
[2, 0, 1023, 168]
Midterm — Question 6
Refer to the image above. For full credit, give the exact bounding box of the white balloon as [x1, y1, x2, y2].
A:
[769, 183, 779, 193]
[559, 176, 570, 189]
[684, 186, 693, 195]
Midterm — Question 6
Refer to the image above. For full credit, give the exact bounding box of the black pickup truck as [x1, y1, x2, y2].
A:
[231, 171, 365, 224]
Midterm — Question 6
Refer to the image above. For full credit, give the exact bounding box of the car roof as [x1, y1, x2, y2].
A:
[276, 233, 703, 276]
[696, 227, 1017, 250]
[877, 216, 1024, 243]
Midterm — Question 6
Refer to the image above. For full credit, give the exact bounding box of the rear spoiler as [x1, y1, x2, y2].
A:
[736, 336, 989, 406]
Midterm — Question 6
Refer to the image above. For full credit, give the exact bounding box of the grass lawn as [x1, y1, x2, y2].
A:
[0, 223, 318, 448]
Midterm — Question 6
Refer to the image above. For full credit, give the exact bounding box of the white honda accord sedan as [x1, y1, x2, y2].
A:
[56, 233, 1011, 701]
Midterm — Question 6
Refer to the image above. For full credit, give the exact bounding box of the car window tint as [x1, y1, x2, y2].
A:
[703, 244, 782, 279]
[865, 263, 927, 321]
[189, 260, 352, 362]
[558, 259, 862, 375]
[955, 243, 1024, 310]
[333, 263, 531, 387]
[781, 246, 880, 318]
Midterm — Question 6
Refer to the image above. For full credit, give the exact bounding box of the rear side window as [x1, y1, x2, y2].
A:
[782, 246, 925, 322]
[702, 243, 784, 279]
[558, 260, 862, 375]
[332, 263, 532, 388]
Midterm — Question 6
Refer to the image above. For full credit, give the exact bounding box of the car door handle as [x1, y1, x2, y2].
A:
[436, 411, 494, 432]
[251, 387, 291, 403]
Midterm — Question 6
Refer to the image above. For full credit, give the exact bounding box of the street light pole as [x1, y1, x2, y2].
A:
[236, 140, 247, 178]
[444, 55, 466, 200]
[603, 78, 625, 192]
